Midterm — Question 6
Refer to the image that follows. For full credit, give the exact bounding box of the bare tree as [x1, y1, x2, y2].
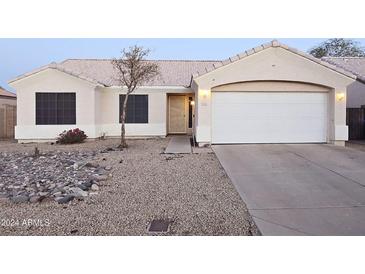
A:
[112, 46, 160, 149]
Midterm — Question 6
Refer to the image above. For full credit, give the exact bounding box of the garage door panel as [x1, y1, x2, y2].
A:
[214, 92, 327, 104]
[212, 92, 327, 144]
[213, 103, 326, 118]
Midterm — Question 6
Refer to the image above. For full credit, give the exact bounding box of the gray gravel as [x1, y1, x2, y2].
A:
[0, 138, 259, 235]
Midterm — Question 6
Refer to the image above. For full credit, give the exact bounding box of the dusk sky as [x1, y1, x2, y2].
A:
[2, 38, 365, 92]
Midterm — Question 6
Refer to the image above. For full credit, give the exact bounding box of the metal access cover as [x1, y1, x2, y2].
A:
[148, 219, 171, 233]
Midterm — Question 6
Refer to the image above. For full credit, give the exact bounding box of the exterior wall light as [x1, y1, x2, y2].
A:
[190, 100, 195, 106]
[199, 89, 209, 99]
[336, 92, 345, 101]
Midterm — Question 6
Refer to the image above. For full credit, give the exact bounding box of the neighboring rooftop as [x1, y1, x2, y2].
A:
[322, 57, 365, 83]
[0, 86, 16, 98]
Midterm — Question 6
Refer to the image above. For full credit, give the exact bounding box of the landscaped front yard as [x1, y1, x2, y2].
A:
[0, 138, 258, 235]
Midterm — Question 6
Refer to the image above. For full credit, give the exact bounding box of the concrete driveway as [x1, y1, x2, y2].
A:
[213, 144, 365, 235]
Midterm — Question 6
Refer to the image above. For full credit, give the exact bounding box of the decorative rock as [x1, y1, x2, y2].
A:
[95, 168, 107, 175]
[29, 196, 41, 203]
[11, 195, 29, 203]
[100, 147, 117, 153]
[93, 175, 108, 182]
[91, 184, 99, 191]
[85, 161, 99, 168]
[52, 188, 63, 194]
[69, 187, 88, 197]
[73, 161, 85, 170]
[84, 180, 94, 188]
[0, 150, 108, 204]
[77, 184, 89, 191]
[56, 195, 74, 204]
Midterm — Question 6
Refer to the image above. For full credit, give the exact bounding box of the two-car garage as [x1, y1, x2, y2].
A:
[211, 91, 328, 144]
[192, 41, 356, 146]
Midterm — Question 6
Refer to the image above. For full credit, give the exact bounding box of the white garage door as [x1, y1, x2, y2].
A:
[212, 92, 328, 144]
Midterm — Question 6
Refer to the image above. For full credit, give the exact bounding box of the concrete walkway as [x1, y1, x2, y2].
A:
[213, 144, 365, 235]
[164, 136, 192, 154]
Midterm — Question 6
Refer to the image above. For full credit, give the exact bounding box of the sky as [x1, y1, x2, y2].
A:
[1, 38, 365, 92]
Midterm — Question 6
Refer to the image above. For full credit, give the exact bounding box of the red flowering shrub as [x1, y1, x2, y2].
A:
[57, 128, 87, 144]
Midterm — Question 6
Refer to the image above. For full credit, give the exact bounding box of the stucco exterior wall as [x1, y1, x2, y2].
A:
[347, 81, 365, 108]
[10, 68, 98, 141]
[192, 47, 355, 146]
[97, 87, 189, 137]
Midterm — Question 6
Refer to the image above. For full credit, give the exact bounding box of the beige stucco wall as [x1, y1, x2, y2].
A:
[192, 47, 355, 146]
[347, 80, 365, 108]
[97, 86, 191, 137]
[9, 68, 98, 141]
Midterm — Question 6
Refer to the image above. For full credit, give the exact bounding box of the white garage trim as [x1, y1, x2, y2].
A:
[211, 92, 328, 144]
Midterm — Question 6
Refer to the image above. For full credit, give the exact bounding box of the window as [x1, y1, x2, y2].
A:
[119, 95, 148, 123]
[36, 93, 76, 125]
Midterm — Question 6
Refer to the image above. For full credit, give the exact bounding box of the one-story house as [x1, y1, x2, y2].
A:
[8, 40, 365, 146]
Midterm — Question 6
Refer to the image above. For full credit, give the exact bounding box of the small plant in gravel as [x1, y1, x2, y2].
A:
[34, 147, 40, 157]
[57, 128, 87, 144]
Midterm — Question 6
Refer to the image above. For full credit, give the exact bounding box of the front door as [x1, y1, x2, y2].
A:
[168, 95, 186, 133]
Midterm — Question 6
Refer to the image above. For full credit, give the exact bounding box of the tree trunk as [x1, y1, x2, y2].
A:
[120, 93, 129, 149]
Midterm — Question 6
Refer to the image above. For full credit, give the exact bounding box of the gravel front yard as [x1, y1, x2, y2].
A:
[0, 138, 259, 235]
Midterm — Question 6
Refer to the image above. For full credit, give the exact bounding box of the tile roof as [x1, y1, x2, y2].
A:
[322, 57, 365, 83]
[0, 86, 16, 98]
[8, 40, 360, 88]
[9, 59, 218, 87]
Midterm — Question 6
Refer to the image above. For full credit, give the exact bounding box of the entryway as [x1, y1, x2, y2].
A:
[164, 135, 192, 154]
[167, 94, 194, 135]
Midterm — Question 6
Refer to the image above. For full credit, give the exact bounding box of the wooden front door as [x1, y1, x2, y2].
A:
[168, 95, 186, 134]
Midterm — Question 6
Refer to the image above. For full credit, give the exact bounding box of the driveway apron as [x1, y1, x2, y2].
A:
[213, 144, 365, 235]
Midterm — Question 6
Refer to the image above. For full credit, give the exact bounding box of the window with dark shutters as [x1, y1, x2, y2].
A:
[119, 95, 148, 123]
[36, 93, 76, 125]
